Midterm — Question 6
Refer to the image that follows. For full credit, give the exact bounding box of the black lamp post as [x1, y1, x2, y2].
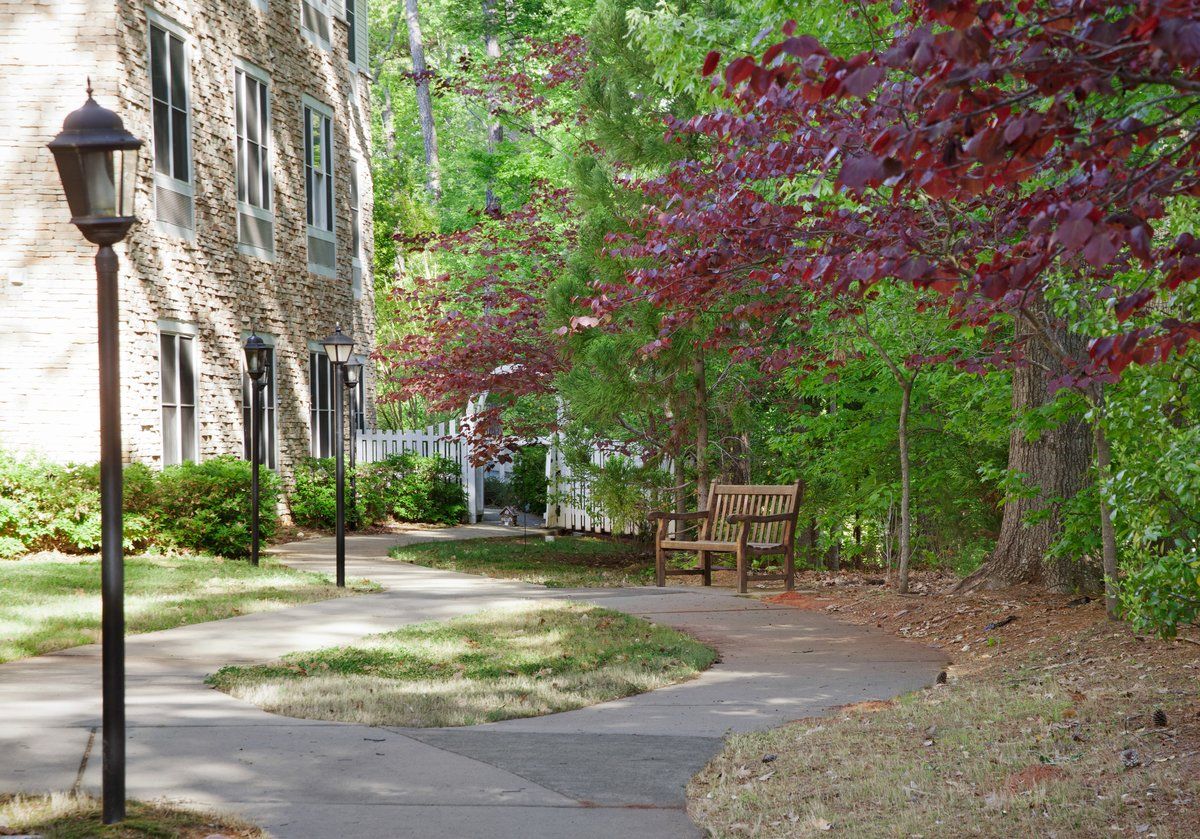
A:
[343, 354, 365, 529]
[244, 331, 269, 567]
[47, 84, 143, 826]
[322, 325, 354, 587]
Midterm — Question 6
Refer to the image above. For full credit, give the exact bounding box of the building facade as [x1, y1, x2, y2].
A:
[0, 0, 375, 483]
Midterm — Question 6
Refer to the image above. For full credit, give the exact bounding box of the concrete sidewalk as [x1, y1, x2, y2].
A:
[0, 527, 945, 838]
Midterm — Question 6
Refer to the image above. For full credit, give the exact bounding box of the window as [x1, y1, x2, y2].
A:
[160, 330, 198, 465]
[349, 159, 365, 299]
[345, 0, 357, 64]
[304, 100, 335, 276]
[354, 374, 366, 432]
[148, 13, 193, 234]
[242, 345, 277, 470]
[309, 351, 336, 457]
[300, 0, 331, 49]
[235, 63, 274, 258]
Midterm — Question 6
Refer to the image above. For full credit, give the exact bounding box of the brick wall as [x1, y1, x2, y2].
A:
[0, 0, 375, 487]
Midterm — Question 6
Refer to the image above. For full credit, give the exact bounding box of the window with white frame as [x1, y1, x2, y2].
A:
[235, 63, 274, 258]
[300, 0, 331, 49]
[349, 160, 363, 297]
[344, 0, 357, 64]
[148, 13, 194, 234]
[304, 100, 335, 275]
[242, 344, 277, 470]
[309, 350, 337, 457]
[160, 329, 198, 465]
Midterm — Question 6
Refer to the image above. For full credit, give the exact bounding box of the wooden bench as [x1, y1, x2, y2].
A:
[650, 481, 802, 594]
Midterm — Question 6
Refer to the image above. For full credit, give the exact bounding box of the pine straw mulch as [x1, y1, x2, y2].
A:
[683, 569, 1200, 837]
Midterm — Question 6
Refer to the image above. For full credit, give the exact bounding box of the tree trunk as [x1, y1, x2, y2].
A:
[1092, 402, 1120, 618]
[381, 85, 397, 160]
[958, 311, 1097, 594]
[404, 0, 441, 199]
[694, 353, 710, 511]
[897, 378, 913, 593]
[482, 0, 503, 215]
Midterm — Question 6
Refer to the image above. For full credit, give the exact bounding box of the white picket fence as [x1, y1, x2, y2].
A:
[356, 420, 636, 534]
[542, 435, 638, 535]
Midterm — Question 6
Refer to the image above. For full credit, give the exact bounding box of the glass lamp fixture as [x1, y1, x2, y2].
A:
[244, 331, 269, 381]
[322, 324, 354, 365]
[47, 82, 142, 245]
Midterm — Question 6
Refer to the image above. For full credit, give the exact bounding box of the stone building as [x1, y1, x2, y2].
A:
[0, 0, 375, 484]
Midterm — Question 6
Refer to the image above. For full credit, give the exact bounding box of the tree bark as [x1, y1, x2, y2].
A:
[958, 309, 1097, 594]
[404, 0, 441, 199]
[1092, 401, 1120, 618]
[694, 353, 710, 511]
[381, 85, 397, 160]
[482, 0, 503, 215]
[897, 378, 913, 593]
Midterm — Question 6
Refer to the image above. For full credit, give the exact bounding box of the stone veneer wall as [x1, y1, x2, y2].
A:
[0, 0, 375, 488]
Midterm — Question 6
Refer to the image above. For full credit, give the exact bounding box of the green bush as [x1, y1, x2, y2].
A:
[509, 445, 548, 515]
[0, 451, 274, 560]
[155, 457, 279, 558]
[386, 454, 467, 525]
[288, 454, 467, 529]
[289, 458, 339, 529]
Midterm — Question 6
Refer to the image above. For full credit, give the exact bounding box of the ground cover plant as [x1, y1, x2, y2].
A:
[689, 575, 1200, 838]
[0, 553, 377, 663]
[388, 535, 656, 587]
[0, 793, 265, 838]
[207, 600, 717, 727]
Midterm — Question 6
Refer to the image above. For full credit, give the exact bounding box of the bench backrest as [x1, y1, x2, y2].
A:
[705, 481, 802, 544]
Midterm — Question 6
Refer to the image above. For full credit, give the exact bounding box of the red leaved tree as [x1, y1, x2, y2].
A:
[586, 0, 1200, 612]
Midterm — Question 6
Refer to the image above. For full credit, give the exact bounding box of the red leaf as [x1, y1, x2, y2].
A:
[702, 50, 721, 77]
[725, 56, 754, 86]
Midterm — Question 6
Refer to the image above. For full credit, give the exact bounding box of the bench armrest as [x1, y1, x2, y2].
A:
[727, 512, 795, 525]
[649, 510, 709, 522]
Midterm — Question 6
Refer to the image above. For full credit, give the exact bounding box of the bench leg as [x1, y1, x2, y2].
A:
[785, 544, 795, 592]
[655, 543, 666, 587]
[736, 544, 748, 594]
[700, 550, 711, 586]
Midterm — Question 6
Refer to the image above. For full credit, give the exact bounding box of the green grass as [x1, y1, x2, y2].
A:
[207, 600, 718, 727]
[0, 793, 264, 837]
[0, 553, 378, 663]
[388, 535, 657, 587]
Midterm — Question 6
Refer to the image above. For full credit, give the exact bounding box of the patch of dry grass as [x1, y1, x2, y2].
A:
[691, 580, 1200, 838]
[0, 792, 264, 838]
[208, 600, 717, 727]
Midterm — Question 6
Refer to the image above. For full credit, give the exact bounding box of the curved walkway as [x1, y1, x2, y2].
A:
[0, 527, 944, 838]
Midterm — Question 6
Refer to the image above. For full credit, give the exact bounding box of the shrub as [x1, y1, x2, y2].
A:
[384, 454, 467, 526]
[288, 458, 339, 529]
[155, 456, 279, 558]
[484, 475, 517, 508]
[0, 454, 160, 556]
[0, 451, 273, 559]
[509, 445, 548, 515]
[288, 454, 467, 529]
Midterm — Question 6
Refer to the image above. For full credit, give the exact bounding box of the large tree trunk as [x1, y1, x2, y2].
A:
[482, 0, 503, 215]
[958, 312, 1097, 594]
[694, 353, 710, 511]
[404, 0, 441, 199]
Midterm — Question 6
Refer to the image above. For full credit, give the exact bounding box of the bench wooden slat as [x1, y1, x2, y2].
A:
[651, 479, 803, 593]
